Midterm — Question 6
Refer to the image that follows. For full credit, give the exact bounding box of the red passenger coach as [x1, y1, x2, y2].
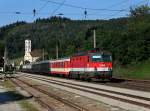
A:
[50, 58, 70, 75]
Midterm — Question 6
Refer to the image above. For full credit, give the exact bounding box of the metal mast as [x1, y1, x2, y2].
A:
[4, 46, 8, 73]
[93, 29, 96, 48]
[56, 44, 58, 59]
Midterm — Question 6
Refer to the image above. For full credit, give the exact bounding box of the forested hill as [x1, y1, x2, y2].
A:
[0, 5, 150, 65]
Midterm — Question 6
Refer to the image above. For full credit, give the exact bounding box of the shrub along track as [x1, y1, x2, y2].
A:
[11, 77, 88, 111]
[19, 73, 150, 110]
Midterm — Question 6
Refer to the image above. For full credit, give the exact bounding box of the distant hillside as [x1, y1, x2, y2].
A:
[1, 17, 128, 59]
[0, 5, 150, 66]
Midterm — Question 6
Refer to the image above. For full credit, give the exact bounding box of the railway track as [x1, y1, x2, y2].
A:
[11, 77, 88, 111]
[18, 73, 150, 111]
[104, 78, 150, 92]
[11, 78, 55, 111]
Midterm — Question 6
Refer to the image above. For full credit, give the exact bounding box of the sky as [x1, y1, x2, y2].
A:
[0, 0, 149, 27]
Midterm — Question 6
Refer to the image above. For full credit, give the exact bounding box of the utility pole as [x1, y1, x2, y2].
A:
[56, 44, 58, 59]
[93, 29, 96, 48]
[42, 48, 45, 61]
[4, 46, 7, 73]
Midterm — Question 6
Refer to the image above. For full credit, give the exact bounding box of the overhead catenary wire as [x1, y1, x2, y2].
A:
[0, 11, 33, 15]
[44, 0, 130, 20]
[0, 1, 133, 16]
[88, 0, 129, 19]
[103, 0, 149, 19]
[41, 0, 129, 12]
[107, 0, 129, 9]
[87, 0, 130, 20]
[0, 0, 149, 20]
[38, 1, 49, 12]
[50, 0, 66, 16]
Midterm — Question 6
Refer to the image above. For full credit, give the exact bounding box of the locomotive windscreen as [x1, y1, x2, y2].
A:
[91, 54, 112, 62]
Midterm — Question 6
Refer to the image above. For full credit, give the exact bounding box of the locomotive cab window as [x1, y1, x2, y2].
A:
[91, 54, 112, 62]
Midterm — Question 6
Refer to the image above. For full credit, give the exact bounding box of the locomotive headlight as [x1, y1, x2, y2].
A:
[94, 67, 97, 71]
[108, 68, 111, 71]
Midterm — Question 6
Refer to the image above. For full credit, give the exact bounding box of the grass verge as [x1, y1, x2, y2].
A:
[113, 59, 150, 80]
[1, 79, 39, 111]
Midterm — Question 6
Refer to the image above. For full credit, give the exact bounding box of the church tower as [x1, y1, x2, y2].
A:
[25, 39, 31, 54]
[24, 39, 32, 63]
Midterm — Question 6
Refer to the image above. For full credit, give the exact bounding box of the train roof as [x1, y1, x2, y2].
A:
[24, 57, 70, 65]
[72, 48, 111, 57]
[50, 57, 70, 63]
[30, 60, 51, 65]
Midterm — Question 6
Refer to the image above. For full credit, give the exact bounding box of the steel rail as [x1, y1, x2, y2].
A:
[11, 79, 55, 111]
[12, 78, 88, 111]
[21, 74, 150, 109]
[22, 74, 150, 101]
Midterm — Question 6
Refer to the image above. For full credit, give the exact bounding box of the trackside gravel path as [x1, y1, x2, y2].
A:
[0, 85, 23, 111]
[18, 73, 150, 111]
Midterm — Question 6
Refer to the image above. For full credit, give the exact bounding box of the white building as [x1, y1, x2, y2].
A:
[24, 39, 41, 63]
[25, 39, 31, 53]
[24, 39, 32, 63]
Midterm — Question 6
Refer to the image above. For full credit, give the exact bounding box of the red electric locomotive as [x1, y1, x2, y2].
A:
[22, 49, 112, 80]
[69, 50, 112, 80]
